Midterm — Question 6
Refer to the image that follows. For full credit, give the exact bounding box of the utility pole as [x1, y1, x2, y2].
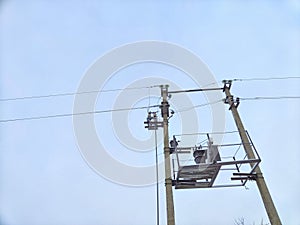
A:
[223, 80, 282, 225]
[160, 85, 175, 225]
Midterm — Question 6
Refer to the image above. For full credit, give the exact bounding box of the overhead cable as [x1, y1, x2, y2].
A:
[0, 104, 160, 123]
[232, 76, 300, 82]
[0, 85, 160, 102]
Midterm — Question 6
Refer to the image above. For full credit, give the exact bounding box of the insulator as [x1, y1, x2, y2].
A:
[194, 156, 204, 164]
[193, 150, 206, 164]
[193, 150, 204, 157]
[169, 139, 178, 154]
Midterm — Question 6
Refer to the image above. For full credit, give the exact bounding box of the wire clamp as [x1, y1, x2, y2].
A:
[224, 96, 240, 110]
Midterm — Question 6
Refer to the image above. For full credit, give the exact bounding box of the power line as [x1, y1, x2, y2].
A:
[0, 85, 160, 102]
[232, 76, 300, 82]
[175, 99, 223, 113]
[2, 95, 299, 123]
[240, 96, 300, 101]
[172, 95, 300, 114]
[174, 130, 239, 137]
[1, 76, 299, 103]
[0, 104, 160, 123]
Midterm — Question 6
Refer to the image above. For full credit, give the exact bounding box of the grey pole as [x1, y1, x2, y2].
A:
[160, 85, 175, 225]
[223, 81, 282, 225]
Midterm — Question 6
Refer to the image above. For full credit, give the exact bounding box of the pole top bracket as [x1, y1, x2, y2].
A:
[222, 80, 232, 91]
[224, 96, 240, 110]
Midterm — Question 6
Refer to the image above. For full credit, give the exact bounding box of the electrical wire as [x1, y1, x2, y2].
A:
[233, 144, 242, 157]
[232, 76, 300, 82]
[0, 104, 160, 123]
[0, 98, 225, 124]
[147, 87, 151, 113]
[2, 79, 300, 123]
[1, 76, 299, 103]
[199, 80, 223, 88]
[240, 96, 300, 101]
[175, 99, 223, 113]
[174, 130, 239, 137]
[2, 94, 299, 123]
[0, 85, 160, 102]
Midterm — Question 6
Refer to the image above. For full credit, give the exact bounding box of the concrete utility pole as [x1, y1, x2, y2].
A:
[223, 81, 282, 225]
[160, 85, 175, 225]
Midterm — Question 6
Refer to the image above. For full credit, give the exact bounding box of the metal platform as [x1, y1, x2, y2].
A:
[174, 163, 221, 189]
[171, 133, 261, 189]
[173, 158, 260, 189]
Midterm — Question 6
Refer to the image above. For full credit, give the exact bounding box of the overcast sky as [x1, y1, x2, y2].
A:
[1, 1, 300, 225]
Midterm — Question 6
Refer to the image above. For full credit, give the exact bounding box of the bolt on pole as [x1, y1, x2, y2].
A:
[160, 85, 175, 225]
[223, 80, 282, 225]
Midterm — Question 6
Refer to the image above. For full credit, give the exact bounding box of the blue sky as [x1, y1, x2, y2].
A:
[1, 1, 300, 225]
